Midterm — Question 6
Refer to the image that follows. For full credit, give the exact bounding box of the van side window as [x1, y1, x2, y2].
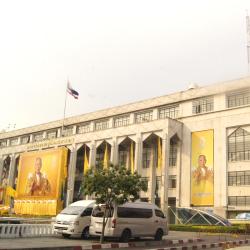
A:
[92, 206, 114, 217]
[155, 209, 165, 218]
[117, 207, 153, 218]
[81, 207, 93, 216]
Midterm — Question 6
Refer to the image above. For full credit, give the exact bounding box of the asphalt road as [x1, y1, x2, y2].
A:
[0, 231, 249, 249]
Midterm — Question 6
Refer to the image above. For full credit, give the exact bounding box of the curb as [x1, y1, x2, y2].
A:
[149, 239, 250, 250]
[80, 238, 203, 250]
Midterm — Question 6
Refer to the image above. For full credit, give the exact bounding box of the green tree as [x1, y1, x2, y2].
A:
[80, 164, 148, 243]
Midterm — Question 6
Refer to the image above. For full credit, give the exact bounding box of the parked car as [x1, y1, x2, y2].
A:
[90, 201, 168, 242]
[235, 213, 250, 220]
[53, 200, 95, 239]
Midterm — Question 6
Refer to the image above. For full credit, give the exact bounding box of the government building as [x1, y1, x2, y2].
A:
[0, 77, 250, 219]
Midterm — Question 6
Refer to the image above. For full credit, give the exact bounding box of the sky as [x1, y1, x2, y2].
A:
[0, 0, 250, 131]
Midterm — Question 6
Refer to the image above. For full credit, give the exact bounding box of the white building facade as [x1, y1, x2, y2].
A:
[1, 77, 250, 219]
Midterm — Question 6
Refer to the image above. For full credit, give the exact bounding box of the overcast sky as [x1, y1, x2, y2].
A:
[0, 0, 250, 131]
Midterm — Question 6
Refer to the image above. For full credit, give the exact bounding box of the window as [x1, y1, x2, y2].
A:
[33, 132, 43, 142]
[227, 89, 250, 108]
[95, 120, 109, 131]
[143, 148, 152, 168]
[114, 115, 130, 127]
[47, 130, 57, 139]
[228, 196, 250, 206]
[119, 150, 128, 167]
[135, 111, 153, 124]
[169, 140, 178, 167]
[141, 177, 149, 189]
[10, 138, 19, 146]
[192, 97, 214, 114]
[228, 128, 250, 161]
[156, 176, 161, 189]
[159, 105, 179, 119]
[21, 136, 30, 144]
[169, 175, 177, 188]
[117, 207, 153, 218]
[92, 205, 114, 217]
[63, 126, 74, 136]
[81, 207, 93, 217]
[0, 140, 7, 147]
[155, 209, 165, 218]
[77, 123, 90, 134]
[228, 171, 250, 186]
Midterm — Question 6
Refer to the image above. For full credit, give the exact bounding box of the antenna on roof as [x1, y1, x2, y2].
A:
[187, 83, 199, 90]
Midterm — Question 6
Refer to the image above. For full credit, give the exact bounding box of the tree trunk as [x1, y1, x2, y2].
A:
[100, 206, 107, 244]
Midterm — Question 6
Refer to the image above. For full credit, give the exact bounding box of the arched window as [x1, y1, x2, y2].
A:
[228, 128, 250, 161]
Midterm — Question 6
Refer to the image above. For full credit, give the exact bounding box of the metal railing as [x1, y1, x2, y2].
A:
[0, 223, 55, 238]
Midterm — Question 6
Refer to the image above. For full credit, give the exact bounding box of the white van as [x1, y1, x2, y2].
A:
[53, 200, 95, 239]
[89, 201, 168, 242]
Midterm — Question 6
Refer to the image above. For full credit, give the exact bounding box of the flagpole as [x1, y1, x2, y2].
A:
[246, 10, 250, 75]
[62, 79, 68, 136]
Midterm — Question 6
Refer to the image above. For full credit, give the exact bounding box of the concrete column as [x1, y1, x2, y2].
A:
[161, 132, 170, 215]
[150, 147, 157, 204]
[111, 138, 119, 165]
[0, 158, 4, 184]
[110, 141, 115, 164]
[134, 134, 142, 174]
[8, 154, 16, 187]
[66, 147, 77, 206]
[88, 143, 96, 168]
[73, 125, 77, 135]
[176, 140, 182, 207]
[57, 128, 62, 137]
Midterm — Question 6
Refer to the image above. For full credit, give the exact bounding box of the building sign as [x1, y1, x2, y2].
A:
[191, 130, 214, 206]
[27, 137, 74, 150]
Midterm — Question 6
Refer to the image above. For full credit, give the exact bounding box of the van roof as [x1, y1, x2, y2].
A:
[69, 200, 95, 207]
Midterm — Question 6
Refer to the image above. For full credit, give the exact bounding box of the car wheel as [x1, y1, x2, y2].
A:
[120, 229, 131, 242]
[81, 226, 90, 240]
[154, 229, 163, 241]
[62, 233, 71, 239]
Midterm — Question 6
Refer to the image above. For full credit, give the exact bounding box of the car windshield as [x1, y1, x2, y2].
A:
[60, 206, 85, 215]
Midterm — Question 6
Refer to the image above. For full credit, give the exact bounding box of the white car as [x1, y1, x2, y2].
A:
[53, 200, 95, 239]
[90, 201, 168, 242]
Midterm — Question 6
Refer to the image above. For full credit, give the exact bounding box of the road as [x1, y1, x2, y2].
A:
[0, 231, 249, 249]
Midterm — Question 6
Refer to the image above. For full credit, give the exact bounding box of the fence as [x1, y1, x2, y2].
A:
[0, 223, 55, 238]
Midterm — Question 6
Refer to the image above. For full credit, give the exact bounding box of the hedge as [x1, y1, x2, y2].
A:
[169, 224, 250, 234]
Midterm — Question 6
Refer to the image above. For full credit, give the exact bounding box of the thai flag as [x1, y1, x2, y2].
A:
[67, 82, 79, 99]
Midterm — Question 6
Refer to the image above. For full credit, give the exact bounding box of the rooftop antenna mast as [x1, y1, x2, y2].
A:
[246, 10, 250, 75]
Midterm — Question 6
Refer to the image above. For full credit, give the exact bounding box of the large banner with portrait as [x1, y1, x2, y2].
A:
[15, 147, 68, 215]
[191, 130, 214, 206]
[16, 147, 68, 200]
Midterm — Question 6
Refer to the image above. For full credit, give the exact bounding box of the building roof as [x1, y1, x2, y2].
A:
[1, 76, 250, 139]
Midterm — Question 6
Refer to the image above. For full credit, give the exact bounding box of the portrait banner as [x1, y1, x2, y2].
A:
[16, 147, 68, 200]
[191, 130, 214, 206]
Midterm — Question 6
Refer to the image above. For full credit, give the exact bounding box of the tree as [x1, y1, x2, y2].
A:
[80, 164, 148, 243]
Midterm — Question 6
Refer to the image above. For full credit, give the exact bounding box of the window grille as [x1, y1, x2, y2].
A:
[95, 120, 109, 131]
[227, 89, 250, 108]
[228, 128, 250, 161]
[135, 111, 153, 124]
[159, 105, 179, 119]
[114, 115, 130, 127]
[77, 123, 90, 134]
[192, 97, 214, 114]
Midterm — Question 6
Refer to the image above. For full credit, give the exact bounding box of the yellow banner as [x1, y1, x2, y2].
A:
[16, 147, 68, 200]
[191, 130, 214, 206]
